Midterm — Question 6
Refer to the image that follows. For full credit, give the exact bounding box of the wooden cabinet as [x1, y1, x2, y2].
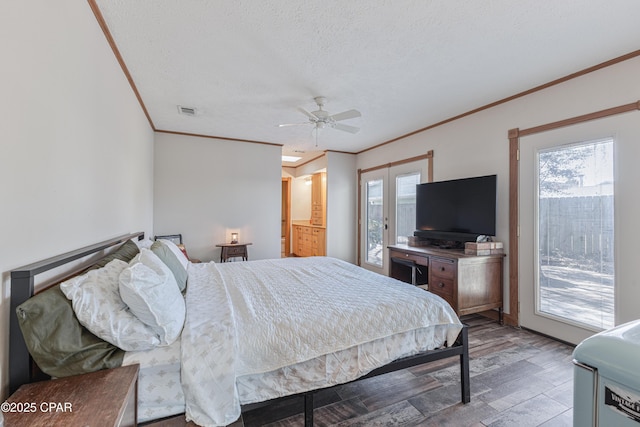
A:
[311, 172, 326, 227]
[292, 224, 301, 254]
[292, 224, 325, 257]
[311, 227, 325, 256]
[389, 244, 504, 322]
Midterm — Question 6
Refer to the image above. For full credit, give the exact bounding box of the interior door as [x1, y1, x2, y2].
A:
[519, 117, 625, 344]
[360, 160, 428, 276]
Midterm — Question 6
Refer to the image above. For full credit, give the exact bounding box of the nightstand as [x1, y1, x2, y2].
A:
[3, 364, 139, 427]
[216, 242, 252, 262]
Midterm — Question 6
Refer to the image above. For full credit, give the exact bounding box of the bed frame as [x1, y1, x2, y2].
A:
[9, 232, 470, 426]
[249, 327, 470, 426]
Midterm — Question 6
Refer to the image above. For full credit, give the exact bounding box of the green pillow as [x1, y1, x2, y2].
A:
[16, 284, 124, 378]
[151, 240, 188, 292]
[86, 239, 140, 272]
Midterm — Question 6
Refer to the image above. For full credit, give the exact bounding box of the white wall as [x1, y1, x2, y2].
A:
[326, 152, 357, 262]
[357, 56, 640, 321]
[291, 177, 312, 221]
[0, 1, 154, 398]
[297, 156, 328, 176]
[282, 169, 312, 222]
[154, 133, 282, 262]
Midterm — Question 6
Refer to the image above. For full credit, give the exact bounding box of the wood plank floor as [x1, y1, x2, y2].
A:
[149, 314, 576, 427]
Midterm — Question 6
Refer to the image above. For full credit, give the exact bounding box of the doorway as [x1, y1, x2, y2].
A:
[509, 107, 640, 343]
[281, 177, 291, 257]
[358, 155, 430, 275]
[520, 132, 615, 344]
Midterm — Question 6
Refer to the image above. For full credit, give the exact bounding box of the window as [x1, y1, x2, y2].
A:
[395, 172, 420, 244]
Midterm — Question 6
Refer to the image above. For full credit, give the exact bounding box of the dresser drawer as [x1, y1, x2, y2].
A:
[430, 277, 454, 297]
[226, 246, 247, 256]
[431, 258, 456, 279]
[389, 250, 429, 267]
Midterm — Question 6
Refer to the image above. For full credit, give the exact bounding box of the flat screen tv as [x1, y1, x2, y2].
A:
[415, 174, 497, 244]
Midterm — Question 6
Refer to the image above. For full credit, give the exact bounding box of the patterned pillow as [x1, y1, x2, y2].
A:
[119, 249, 185, 346]
[60, 259, 160, 351]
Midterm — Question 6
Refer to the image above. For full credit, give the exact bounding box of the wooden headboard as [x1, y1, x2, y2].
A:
[9, 231, 144, 394]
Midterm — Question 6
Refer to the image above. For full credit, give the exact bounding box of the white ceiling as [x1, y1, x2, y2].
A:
[94, 1, 640, 165]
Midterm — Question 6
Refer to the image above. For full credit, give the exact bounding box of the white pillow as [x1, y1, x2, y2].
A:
[119, 249, 185, 345]
[60, 259, 160, 351]
[135, 238, 154, 250]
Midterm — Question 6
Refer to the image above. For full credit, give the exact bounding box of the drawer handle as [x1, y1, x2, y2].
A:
[438, 282, 445, 288]
[440, 266, 446, 272]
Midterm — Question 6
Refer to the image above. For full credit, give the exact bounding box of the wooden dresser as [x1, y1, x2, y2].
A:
[292, 224, 326, 256]
[388, 244, 504, 322]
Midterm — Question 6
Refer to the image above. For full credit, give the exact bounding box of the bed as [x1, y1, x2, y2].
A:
[9, 232, 470, 426]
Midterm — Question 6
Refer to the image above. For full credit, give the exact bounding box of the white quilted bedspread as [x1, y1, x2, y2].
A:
[180, 257, 462, 426]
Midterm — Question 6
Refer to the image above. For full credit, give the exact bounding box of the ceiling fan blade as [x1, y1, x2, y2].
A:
[298, 107, 319, 121]
[333, 123, 360, 134]
[330, 109, 361, 122]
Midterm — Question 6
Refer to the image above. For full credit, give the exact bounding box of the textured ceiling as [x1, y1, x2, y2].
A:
[94, 1, 640, 165]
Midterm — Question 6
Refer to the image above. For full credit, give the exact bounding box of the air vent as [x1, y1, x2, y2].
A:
[177, 105, 197, 116]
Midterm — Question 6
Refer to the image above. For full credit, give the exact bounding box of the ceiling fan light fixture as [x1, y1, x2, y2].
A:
[278, 96, 361, 140]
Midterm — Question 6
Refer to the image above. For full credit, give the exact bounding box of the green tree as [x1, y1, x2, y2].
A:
[538, 144, 590, 196]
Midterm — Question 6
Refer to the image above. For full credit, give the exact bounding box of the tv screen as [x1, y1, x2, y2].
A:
[415, 174, 496, 242]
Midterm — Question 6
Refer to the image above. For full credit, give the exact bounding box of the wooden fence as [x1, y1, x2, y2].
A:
[539, 195, 614, 272]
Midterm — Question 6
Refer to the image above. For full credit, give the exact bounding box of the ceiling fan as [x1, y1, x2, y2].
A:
[279, 96, 361, 135]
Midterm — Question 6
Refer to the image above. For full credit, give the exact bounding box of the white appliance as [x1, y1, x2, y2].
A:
[573, 320, 640, 426]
